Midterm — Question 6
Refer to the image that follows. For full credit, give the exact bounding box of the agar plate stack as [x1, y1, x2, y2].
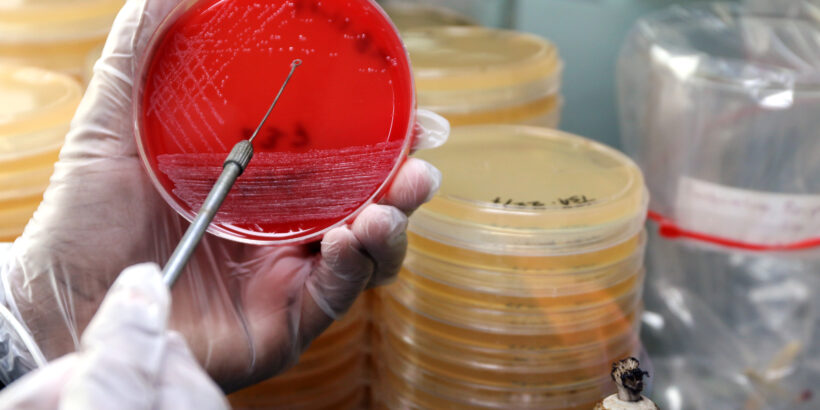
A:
[0, 64, 82, 241]
[0, 0, 122, 79]
[229, 298, 369, 410]
[372, 125, 649, 409]
[404, 27, 563, 128]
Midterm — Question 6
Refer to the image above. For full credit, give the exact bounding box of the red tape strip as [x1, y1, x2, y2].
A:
[647, 210, 820, 251]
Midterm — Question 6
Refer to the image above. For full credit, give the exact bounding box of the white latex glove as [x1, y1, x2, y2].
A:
[0, 0, 447, 392]
[0, 263, 228, 410]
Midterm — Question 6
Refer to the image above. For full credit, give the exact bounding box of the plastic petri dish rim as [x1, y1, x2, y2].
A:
[375, 348, 614, 410]
[0, 162, 54, 202]
[377, 306, 639, 372]
[0, 0, 122, 43]
[404, 27, 562, 115]
[410, 125, 648, 256]
[387, 270, 645, 334]
[382, 3, 477, 31]
[0, 64, 81, 161]
[134, 0, 415, 245]
[403, 232, 647, 298]
[381, 329, 636, 388]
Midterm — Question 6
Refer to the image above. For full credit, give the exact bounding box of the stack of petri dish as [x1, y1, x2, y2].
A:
[0, 0, 121, 79]
[229, 298, 370, 410]
[371, 125, 648, 409]
[403, 27, 563, 127]
[0, 64, 82, 242]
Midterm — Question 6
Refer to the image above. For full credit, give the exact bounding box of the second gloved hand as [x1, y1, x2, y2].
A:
[0, 0, 447, 392]
[0, 264, 228, 410]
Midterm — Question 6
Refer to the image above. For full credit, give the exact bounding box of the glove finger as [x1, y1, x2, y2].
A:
[65, 0, 179, 159]
[380, 158, 441, 215]
[351, 204, 408, 289]
[61, 263, 169, 409]
[411, 109, 450, 152]
[0, 356, 77, 410]
[304, 227, 373, 324]
[132, 0, 183, 60]
[156, 333, 229, 410]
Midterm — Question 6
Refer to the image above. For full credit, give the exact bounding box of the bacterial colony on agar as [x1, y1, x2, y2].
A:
[136, 0, 414, 244]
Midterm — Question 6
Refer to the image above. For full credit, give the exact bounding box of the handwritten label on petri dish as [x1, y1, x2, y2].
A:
[555, 195, 595, 208]
[492, 195, 596, 208]
[493, 197, 547, 207]
[137, 0, 414, 244]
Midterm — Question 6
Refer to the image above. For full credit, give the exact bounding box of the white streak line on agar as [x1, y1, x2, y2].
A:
[157, 140, 404, 224]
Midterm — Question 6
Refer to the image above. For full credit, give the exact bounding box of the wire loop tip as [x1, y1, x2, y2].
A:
[248, 60, 302, 144]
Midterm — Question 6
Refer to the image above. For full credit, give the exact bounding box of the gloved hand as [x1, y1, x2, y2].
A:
[0, 0, 447, 392]
[0, 263, 228, 410]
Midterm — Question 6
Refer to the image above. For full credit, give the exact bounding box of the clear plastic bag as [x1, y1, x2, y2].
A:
[618, 3, 820, 408]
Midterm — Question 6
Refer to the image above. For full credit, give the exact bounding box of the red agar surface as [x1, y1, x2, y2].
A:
[137, 0, 414, 244]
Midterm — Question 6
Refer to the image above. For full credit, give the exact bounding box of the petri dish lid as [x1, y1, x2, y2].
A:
[135, 0, 415, 245]
[382, 3, 476, 31]
[0, 64, 80, 160]
[411, 125, 648, 255]
[0, 0, 122, 43]
[404, 26, 562, 113]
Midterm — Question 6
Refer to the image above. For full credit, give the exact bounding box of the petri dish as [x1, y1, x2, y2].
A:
[401, 235, 646, 300]
[227, 296, 368, 408]
[284, 318, 366, 372]
[382, 3, 476, 31]
[378, 312, 638, 387]
[0, 38, 107, 79]
[229, 360, 367, 409]
[0, 64, 81, 162]
[247, 349, 364, 391]
[135, 0, 415, 245]
[410, 125, 647, 256]
[396, 263, 645, 319]
[377, 289, 640, 350]
[0, 0, 121, 77]
[0, 158, 56, 203]
[404, 27, 562, 127]
[374, 349, 614, 410]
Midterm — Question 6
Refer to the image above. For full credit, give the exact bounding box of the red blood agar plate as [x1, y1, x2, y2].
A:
[135, 0, 415, 245]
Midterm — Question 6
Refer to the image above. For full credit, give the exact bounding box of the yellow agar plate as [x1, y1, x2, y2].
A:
[0, 64, 80, 161]
[0, 0, 121, 76]
[404, 27, 562, 126]
[411, 125, 647, 255]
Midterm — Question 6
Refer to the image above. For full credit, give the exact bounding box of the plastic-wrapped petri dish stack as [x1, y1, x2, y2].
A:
[371, 125, 649, 409]
[403, 27, 563, 127]
[228, 298, 369, 410]
[0, 0, 122, 78]
[618, 4, 820, 409]
[381, 2, 477, 31]
[0, 64, 82, 242]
